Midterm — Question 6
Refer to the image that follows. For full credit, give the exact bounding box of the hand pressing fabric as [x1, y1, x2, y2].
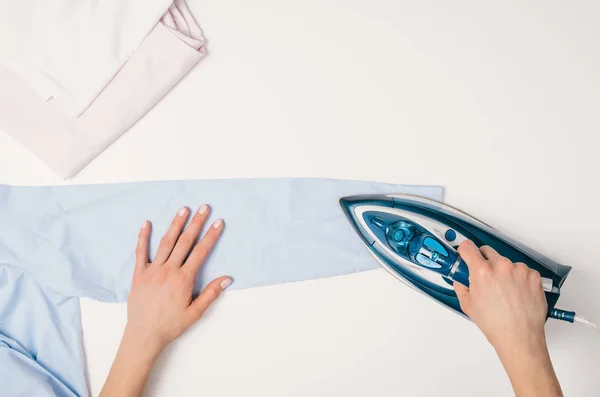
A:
[455, 240, 563, 397]
[99, 205, 231, 397]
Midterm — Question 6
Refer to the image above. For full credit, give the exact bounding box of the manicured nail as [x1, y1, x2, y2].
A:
[213, 219, 223, 229]
[141, 220, 148, 229]
[198, 204, 208, 215]
[178, 207, 187, 217]
[220, 278, 232, 289]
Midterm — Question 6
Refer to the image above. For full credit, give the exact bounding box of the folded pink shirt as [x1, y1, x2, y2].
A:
[0, 0, 204, 178]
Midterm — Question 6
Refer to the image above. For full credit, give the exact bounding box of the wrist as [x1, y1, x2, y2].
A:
[121, 325, 165, 363]
[494, 330, 548, 362]
[494, 331, 553, 381]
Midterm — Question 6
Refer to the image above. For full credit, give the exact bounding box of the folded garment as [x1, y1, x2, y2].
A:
[0, 0, 204, 178]
[0, 178, 442, 396]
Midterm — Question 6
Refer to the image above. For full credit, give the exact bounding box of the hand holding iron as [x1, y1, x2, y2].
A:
[455, 240, 562, 397]
[99, 205, 232, 397]
[454, 240, 547, 351]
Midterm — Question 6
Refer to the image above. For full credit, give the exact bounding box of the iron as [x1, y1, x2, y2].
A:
[339, 194, 571, 317]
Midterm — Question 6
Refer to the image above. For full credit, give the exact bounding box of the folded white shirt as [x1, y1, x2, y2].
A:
[0, 0, 205, 178]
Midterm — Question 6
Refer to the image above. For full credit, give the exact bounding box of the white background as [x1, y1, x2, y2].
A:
[1, 0, 599, 395]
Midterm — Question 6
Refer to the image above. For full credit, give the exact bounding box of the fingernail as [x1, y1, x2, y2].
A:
[141, 220, 148, 229]
[220, 278, 232, 289]
[213, 219, 223, 229]
[178, 207, 187, 217]
[198, 204, 208, 215]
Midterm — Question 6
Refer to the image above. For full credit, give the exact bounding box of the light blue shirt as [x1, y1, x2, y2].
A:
[0, 178, 442, 396]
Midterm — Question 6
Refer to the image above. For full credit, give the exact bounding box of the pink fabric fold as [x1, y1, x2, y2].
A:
[161, 0, 205, 51]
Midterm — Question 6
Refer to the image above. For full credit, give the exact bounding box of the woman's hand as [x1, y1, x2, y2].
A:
[125, 205, 231, 353]
[455, 240, 548, 353]
[100, 205, 231, 397]
[455, 240, 562, 397]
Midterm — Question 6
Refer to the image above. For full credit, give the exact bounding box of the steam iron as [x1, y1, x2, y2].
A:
[340, 194, 572, 318]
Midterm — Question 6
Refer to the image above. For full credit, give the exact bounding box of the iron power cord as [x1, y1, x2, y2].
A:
[548, 308, 600, 335]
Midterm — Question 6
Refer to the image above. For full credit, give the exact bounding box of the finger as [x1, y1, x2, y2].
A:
[514, 262, 530, 280]
[184, 276, 232, 327]
[453, 282, 471, 314]
[153, 207, 189, 265]
[479, 245, 502, 261]
[457, 240, 487, 273]
[527, 268, 543, 288]
[134, 220, 151, 276]
[166, 205, 210, 268]
[182, 218, 224, 274]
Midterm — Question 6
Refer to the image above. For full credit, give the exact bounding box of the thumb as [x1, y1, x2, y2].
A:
[453, 282, 471, 314]
[457, 240, 488, 274]
[184, 276, 232, 327]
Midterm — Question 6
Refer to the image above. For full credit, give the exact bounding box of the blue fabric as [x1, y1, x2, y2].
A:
[0, 178, 443, 396]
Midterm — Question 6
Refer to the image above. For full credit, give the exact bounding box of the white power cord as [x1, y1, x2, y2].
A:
[574, 315, 600, 335]
[548, 308, 600, 336]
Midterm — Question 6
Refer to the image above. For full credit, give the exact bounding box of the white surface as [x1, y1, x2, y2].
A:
[1, 0, 599, 395]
